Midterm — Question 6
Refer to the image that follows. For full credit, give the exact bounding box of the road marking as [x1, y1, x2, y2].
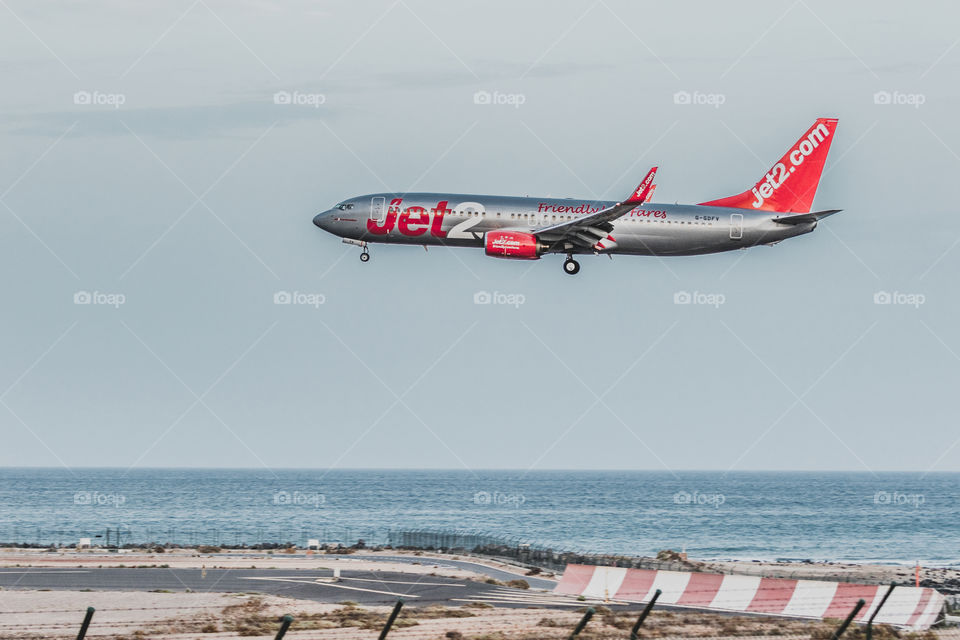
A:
[453, 597, 616, 607]
[341, 577, 465, 587]
[241, 576, 419, 598]
[367, 556, 552, 583]
[466, 597, 582, 605]
[0, 571, 91, 574]
[479, 592, 611, 602]
[455, 589, 630, 608]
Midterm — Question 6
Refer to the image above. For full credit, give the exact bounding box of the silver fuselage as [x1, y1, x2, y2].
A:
[312, 193, 815, 256]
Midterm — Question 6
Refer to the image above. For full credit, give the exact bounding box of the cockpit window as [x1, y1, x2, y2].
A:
[336, 203, 354, 211]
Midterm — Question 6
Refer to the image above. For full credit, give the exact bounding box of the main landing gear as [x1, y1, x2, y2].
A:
[359, 249, 370, 262]
[563, 255, 580, 275]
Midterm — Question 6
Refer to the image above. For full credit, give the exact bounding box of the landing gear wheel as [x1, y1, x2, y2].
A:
[360, 251, 370, 263]
[563, 258, 580, 275]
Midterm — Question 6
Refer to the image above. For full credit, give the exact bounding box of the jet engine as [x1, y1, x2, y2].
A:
[484, 230, 543, 260]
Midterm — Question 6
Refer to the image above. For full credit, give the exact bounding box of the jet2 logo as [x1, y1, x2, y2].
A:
[751, 122, 831, 209]
[367, 198, 486, 239]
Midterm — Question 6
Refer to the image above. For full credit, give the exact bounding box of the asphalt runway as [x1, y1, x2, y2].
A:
[0, 566, 607, 610]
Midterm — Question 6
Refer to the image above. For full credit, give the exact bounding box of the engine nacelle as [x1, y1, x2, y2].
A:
[484, 230, 542, 260]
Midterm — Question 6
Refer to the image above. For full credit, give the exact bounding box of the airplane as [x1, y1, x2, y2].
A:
[313, 118, 839, 275]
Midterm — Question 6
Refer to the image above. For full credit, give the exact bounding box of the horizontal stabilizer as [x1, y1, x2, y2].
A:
[772, 209, 842, 225]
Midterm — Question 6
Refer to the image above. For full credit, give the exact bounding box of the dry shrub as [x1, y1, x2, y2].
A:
[407, 605, 476, 620]
[538, 617, 565, 627]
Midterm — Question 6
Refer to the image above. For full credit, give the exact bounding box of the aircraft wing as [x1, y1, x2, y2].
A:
[534, 166, 657, 251]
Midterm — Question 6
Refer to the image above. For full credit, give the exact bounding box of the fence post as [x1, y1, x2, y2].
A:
[75, 607, 95, 640]
[273, 614, 294, 640]
[568, 607, 595, 639]
[831, 599, 866, 640]
[378, 599, 404, 640]
[866, 583, 896, 640]
[630, 588, 662, 640]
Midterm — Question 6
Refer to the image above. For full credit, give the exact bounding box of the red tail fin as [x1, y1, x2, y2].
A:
[700, 118, 838, 213]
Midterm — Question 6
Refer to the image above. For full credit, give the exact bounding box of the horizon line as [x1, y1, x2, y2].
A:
[0, 466, 956, 474]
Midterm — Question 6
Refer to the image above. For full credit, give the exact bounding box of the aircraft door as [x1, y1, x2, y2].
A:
[370, 196, 386, 224]
[729, 213, 743, 240]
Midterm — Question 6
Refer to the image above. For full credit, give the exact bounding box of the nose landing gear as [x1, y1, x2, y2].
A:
[342, 238, 370, 262]
[563, 255, 580, 275]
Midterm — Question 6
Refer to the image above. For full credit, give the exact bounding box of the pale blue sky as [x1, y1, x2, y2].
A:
[1, 0, 958, 472]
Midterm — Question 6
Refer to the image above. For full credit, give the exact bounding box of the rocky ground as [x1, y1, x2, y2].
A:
[0, 590, 955, 640]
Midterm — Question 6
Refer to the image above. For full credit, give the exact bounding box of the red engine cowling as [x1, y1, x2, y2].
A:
[484, 231, 542, 260]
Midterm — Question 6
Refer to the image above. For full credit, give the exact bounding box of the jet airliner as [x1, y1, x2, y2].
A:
[313, 118, 840, 275]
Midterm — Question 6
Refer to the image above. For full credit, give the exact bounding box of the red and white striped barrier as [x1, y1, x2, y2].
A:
[555, 565, 944, 630]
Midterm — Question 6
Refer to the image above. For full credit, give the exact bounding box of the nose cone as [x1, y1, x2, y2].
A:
[313, 211, 331, 230]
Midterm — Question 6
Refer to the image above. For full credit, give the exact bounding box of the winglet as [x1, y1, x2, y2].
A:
[624, 166, 658, 205]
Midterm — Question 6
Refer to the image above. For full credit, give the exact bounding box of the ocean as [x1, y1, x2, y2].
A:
[0, 468, 956, 566]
